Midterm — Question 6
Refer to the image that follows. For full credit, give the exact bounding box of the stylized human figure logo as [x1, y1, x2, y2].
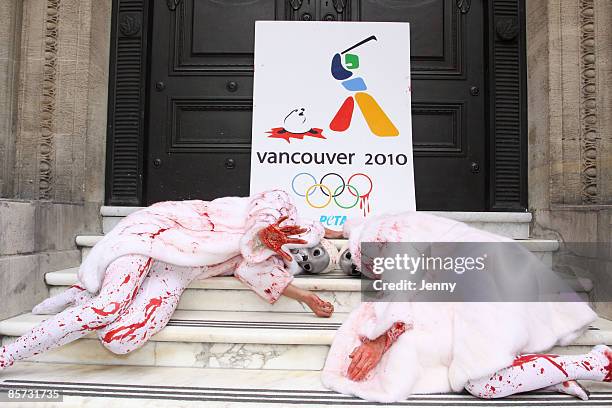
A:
[329, 36, 399, 137]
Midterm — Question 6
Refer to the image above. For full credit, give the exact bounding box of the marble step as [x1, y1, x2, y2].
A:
[46, 268, 363, 313]
[45, 263, 592, 314]
[0, 310, 341, 371]
[1, 310, 610, 371]
[76, 234, 557, 266]
[101, 206, 533, 238]
[2, 362, 611, 407]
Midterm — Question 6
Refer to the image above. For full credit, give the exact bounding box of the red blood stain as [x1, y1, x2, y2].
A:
[258, 218, 306, 262]
[81, 322, 108, 331]
[130, 285, 139, 302]
[120, 275, 131, 286]
[540, 368, 545, 374]
[562, 381, 570, 387]
[150, 228, 169, 239]
[138, 258, 153, 278]
[91, 302, 121, 317]
[582, 361, 593, 371]
[102, 297, 163, 343]
[383, 321, 409, 352]
[202, 213, 215, 230]
[604, 349, 612, 382]
[264, 288, 272, 294]
[498, 376, 502, 381]
[71, 285, 85, 291]
[512, 354, 568, 377]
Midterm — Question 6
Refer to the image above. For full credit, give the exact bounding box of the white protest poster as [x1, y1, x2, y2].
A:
[250, 21, 415, 230]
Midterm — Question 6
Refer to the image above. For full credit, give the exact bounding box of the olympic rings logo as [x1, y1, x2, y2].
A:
[291, 172, 373, 209]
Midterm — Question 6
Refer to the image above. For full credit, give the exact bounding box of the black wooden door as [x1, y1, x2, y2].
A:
[146, 0, 486, 210]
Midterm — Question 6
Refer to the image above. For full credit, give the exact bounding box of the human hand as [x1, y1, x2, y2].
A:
[305, 293, 334, 317]
[258, 216, 308, 261]
[347, 336, 386, 381]
[324, 227, 344, 239]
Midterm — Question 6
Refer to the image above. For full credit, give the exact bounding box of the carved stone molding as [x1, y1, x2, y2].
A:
[40, 0, 60, 200]
[579, 0, 598, 204]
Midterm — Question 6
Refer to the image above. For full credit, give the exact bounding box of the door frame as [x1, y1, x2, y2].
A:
[105, 0, 528, 211]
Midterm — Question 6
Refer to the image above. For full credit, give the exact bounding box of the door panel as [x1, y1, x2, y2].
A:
[361, 0, 462, 75]
[146, 0, 486, 210]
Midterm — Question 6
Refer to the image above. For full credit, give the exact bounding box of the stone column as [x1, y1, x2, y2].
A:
[528, 0, 612, 318]
[0, 0, 22, 197]
[0, 0, 112, 320]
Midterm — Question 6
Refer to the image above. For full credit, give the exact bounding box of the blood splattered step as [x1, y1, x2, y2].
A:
[1, 311, 611, 372]
[1, 362, 612, 407]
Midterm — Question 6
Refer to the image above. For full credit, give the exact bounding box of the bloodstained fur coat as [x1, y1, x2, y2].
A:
[321, 212, 597, 402]
[77, 190, 324, 303]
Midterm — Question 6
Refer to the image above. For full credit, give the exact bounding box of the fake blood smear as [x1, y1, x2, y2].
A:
[102, 297, 163, 343]
[91, 302, 121, 317]
[512, 354, 568, 377]
[604, 349, 612, 382]
[359, 193, 371, 217]
[138, 258, 153, 278]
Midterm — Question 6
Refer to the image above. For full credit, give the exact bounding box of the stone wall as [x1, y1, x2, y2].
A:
[527, 0, 612, 318]
[0, 0, 111, 320]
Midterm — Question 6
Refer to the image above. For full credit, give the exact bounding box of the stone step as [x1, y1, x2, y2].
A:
[2, 362, 611, 407]
[0, 310, 341, 371]
[76, 234, 557, 266]
[101, 206, 533, 239]
[45, 264, 592, 314]
[47, 268, 361, 313]
[1, 310, 610, 371]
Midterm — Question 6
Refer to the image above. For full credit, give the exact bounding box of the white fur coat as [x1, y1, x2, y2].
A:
[78, 190, 323, 302]
[321, 212, 597, 402]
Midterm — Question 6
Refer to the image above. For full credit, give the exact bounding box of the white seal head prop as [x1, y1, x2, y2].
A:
[339, 243, 359, 276]
[320, 238, 340, 274]
[290, 238, 339, 275]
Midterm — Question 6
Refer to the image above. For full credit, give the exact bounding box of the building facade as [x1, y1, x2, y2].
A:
[0, 0, 611, 319]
